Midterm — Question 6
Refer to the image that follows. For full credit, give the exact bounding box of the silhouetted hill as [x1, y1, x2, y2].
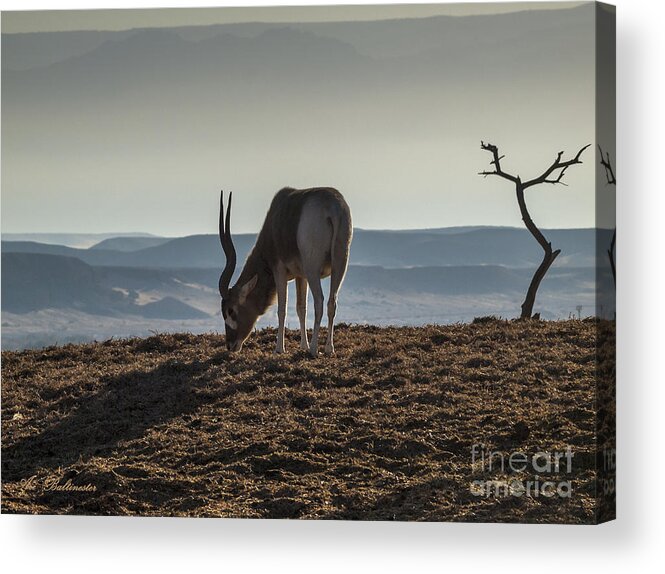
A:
[1, 253, 211, 320]
[2, 251, 604, 309]
[1, 241, 130, 266]
[1, 29, 133, 71]
[90, 236, 172, 252]
[2, 6, 592, 71]
[0, 232, 155, 249]
[121, 234, 255, 269]
[2, 26, 372, 107]
[2, 227, 612, 269]
[137, 296, 210, 320]
[345, 264, 521, 295]
[349, 228, 610, 268]
[2, 6, 594, 118]
[1, 253, 126, 314]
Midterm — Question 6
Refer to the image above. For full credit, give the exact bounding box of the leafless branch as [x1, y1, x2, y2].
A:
[522, 144, 591, 189]
[598, 145, 616, 185]
[478, 141, 519, 183]
[599, 145, 617, 283]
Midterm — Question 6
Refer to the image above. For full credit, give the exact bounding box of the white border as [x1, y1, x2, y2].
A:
[1, 1, 663, 572]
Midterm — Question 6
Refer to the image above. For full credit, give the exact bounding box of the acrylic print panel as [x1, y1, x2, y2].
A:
[1, 2, 615, 523]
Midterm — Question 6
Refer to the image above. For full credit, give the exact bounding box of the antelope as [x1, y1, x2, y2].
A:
[218, 187, 352, 356]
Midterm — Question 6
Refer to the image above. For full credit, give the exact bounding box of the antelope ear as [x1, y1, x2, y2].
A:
[239, 274, 258, 304]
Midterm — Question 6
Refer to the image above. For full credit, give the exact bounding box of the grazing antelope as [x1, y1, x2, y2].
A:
[218, 187, 352, 356]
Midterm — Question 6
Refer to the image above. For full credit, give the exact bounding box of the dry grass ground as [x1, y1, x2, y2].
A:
[1, 320, 614, 522]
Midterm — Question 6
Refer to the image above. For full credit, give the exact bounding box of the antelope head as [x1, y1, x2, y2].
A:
[218, 191, 260, 352]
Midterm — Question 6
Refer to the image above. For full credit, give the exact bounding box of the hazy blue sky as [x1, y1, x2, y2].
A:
[1, 2, 610, 236]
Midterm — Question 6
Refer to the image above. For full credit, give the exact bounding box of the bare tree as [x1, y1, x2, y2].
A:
[479, 141, 590, 319]
[598, 145, 616, 283]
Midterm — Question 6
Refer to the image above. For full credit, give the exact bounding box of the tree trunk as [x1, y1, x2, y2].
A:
[608, 230, 616, 284]
[515, 181, 559, 319]
[521, 246, 561, 319]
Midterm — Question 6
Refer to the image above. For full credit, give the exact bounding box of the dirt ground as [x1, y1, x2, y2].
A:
[1, 320, 615, 522]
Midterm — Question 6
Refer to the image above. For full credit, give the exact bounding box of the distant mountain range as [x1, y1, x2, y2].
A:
[89, 236, 173, 251]
[2, 252, 208, 319]
[2, 7, 594, 72]
[2, 227, 611, 270]
[1, 226, 615, 350]
[0, 232, 157, 249]
[2, 11, 596, 120]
